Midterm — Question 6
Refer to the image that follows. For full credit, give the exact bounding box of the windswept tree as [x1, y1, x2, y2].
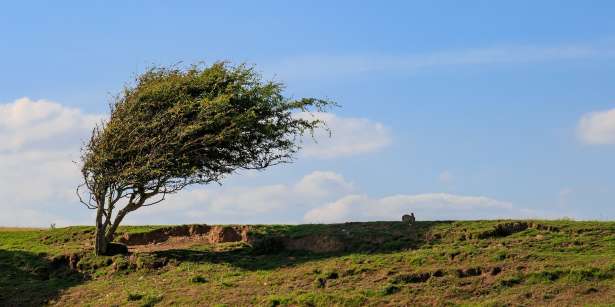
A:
[78, 62, 333, 255]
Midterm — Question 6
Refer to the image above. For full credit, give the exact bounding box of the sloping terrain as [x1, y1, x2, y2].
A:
[2, 220, 615, 306]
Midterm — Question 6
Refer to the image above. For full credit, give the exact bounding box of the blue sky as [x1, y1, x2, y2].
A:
[1, 1, 615, 226]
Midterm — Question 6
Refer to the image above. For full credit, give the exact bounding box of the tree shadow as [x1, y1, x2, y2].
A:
[150, 221, 455, 271]
[0, 249, 86, 307]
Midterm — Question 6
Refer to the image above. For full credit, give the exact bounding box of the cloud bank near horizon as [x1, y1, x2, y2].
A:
[0, 98, 394, 226]
[126, 170, 538, 225]
[1, 96, 609, 226]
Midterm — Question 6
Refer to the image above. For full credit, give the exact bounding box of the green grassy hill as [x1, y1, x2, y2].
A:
[2, 220, 615, 306]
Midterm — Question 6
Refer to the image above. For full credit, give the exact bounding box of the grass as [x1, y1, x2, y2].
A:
[3, 220, 615, 305]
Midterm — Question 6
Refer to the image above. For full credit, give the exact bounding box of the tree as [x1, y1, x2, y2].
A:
[78, 62, 333, 255]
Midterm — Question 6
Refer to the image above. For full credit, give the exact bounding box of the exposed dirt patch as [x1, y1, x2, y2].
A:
[118, 224, 211, 245]
[118, 225, 250, 252]
[208, 225, 245, 244]
[128, 236, 211, 252]
[117, 222, 417, 254]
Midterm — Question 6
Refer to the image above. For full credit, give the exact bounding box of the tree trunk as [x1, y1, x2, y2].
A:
[95, 226, 108, 255]
[94, 206, 108, 255]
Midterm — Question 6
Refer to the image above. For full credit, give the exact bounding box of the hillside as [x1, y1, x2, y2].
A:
[2, 220, 615, 306]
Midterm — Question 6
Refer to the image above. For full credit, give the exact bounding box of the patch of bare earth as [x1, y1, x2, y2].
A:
[118, 225, 249, 252]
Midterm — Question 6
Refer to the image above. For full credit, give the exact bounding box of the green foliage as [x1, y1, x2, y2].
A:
[82, 61, 333, 193]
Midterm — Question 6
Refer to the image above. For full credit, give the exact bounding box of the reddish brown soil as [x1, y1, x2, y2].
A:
[119, 225, 250, 252]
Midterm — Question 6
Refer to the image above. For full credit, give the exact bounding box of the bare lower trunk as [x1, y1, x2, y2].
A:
[95, 226, 108, 255]
[94, 192, 146, 255]
[94, 207, 108, 255]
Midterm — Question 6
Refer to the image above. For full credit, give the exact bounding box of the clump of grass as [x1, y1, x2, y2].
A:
[266, 295, 290, 307]
[140, 294, 163, 307]
[219, 279, 235, 288]
[526, 270, 563, 284]
[567, 268, 610, 282]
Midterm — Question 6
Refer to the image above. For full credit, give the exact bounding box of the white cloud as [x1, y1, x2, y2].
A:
[127, 170, 534, 225]
[0, 98, 550, 226]
[127, 170, 356, 224]
[578, 108, 615, 145]
[0, 98, 102, 226]
[0, 98, 393, 226]
[0, 97, 100, 152]
[297, 112, 392, 158]
[294, 171, 354, 197]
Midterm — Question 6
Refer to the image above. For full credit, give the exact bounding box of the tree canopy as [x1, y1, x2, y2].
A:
[79, 62, 333, 254]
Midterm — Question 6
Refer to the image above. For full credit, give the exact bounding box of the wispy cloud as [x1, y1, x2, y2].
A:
[0, 98, 102, 226]
[267, 42, 615, 80]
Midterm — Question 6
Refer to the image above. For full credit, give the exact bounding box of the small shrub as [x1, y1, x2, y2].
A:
[190, 275, 208, 283]
[380, 283, 400, 296]
[526, 270, 562, 284]
[409, 256, 426, 266]
[325, 271, 339, 280]
[493, 251, 507, 261]
[314, 277, 326, 288]
[456, 267, 482, 278]
[566, 268, 609, 282]
[583, 287, 599, 294]
[127, 293, 143, 301]
[432, 269, 445, 277]
[498, 276, 522, 288]
[392, 272, 431, 284]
